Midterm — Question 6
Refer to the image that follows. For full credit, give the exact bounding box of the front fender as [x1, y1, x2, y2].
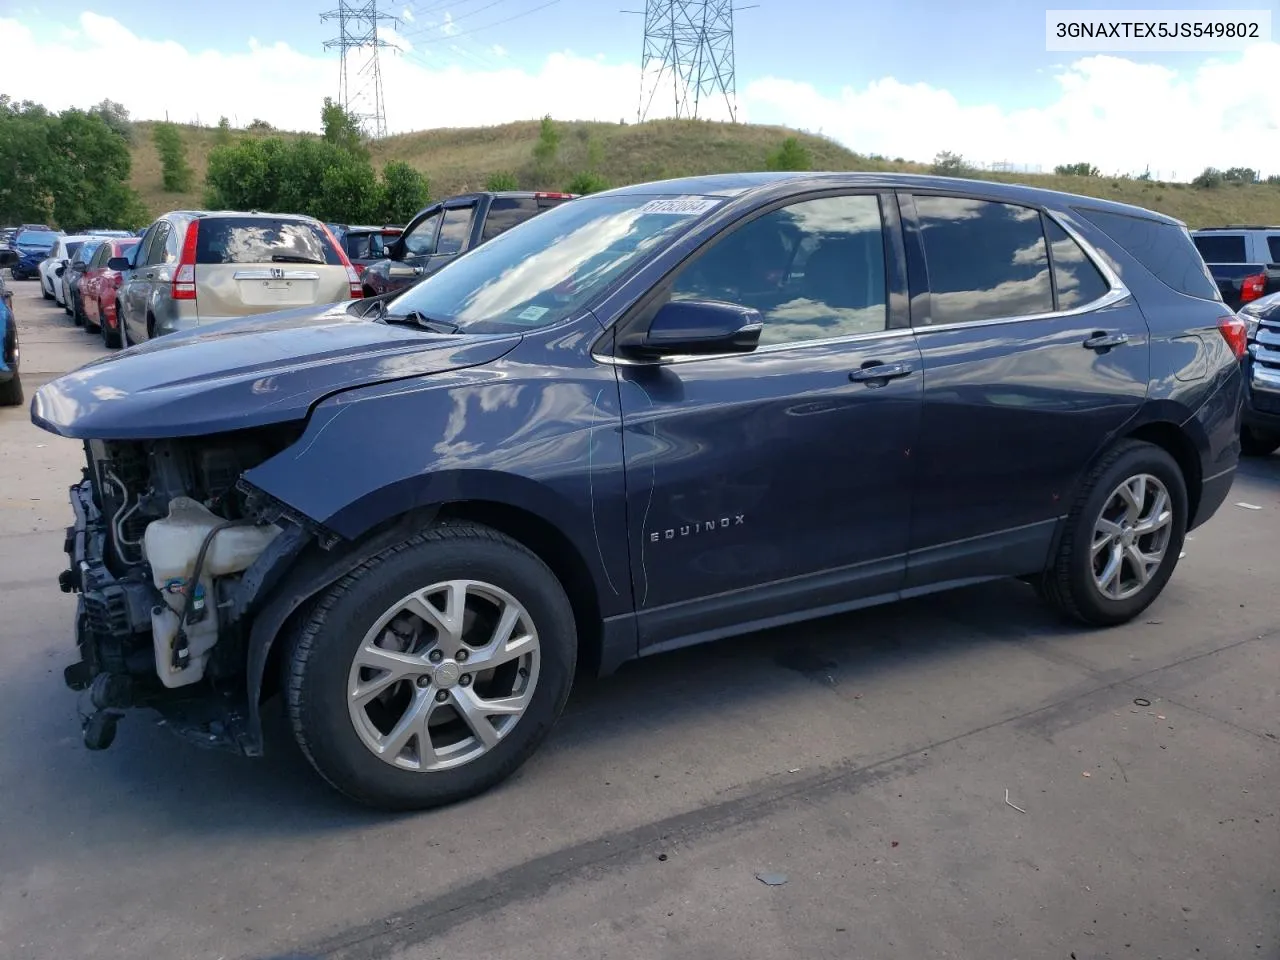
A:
[240, 340, 632, 619]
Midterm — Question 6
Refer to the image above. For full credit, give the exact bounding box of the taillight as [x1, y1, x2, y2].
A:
[534, 192, 575, 199]
[321, 223, 363, 298]
[1218, 315, 1248, 359]
[171, 220, 199, 301]
[1241, 273, 1266, 303]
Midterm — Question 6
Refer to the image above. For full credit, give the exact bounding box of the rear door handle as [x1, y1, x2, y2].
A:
[1083, 331, 1129, 350]
[849, 360, 913, 383]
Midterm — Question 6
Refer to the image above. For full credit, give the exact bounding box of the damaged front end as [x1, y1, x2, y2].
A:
[61, 427, 314, 752]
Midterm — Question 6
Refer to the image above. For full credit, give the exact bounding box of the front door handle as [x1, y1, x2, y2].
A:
[849, 360, 913, 383]
[1083, 331, 1129, 350]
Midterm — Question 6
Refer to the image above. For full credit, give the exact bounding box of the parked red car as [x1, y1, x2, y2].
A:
[80, 237, 140, 348]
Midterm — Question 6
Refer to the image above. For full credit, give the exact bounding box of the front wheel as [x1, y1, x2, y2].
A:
[0, 372, 23, 407]
[41, 279, 52, 300]
[1037, 440, 1187, 626]
[1240, 425, 1280, 458]
[286, 523, 577, 810]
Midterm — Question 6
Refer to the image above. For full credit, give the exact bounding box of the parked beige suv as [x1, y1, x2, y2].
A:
[113, 211, 361, 345]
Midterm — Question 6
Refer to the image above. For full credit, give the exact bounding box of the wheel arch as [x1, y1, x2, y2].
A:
[1123, 419, 1202, 524]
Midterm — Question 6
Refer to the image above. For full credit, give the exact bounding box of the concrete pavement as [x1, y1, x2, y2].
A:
[0, 278, 1276, 960]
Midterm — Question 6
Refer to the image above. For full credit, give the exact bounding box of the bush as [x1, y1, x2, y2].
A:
[152, 122, 193, 192]
[1222, 166, 1258, 184]
[214, 116, 233, 147]
[381, 161, 429, 223]
[485, 171, 519, 191]
[931, 150, 971, 175]
[532, 114, 559, 167]
[565, 170, 609, 195]
[1192, 167, 1223, 189]
[765, 136, 811, 172]
[1054, 162, 1100, 177]
[322, 97, 365, 155]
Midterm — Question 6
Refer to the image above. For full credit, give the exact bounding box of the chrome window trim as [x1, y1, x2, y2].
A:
[593, 326, 912, 367]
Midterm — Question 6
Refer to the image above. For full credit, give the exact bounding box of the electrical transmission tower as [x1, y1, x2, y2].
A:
[321, 0, 399, 138]
[633, 0, 741, 123]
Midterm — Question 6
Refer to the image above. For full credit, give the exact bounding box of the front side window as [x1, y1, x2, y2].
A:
[436, 207, 473, 256]
[402, 210, 441, 257]
[914, 196, 1054, 325]
[668, 194, 888, 345]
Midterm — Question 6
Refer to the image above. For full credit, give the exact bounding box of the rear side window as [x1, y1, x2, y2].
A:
[1078, 208, 1219, 301]
[65, 241, 83, 259]
[436, 207, 473, 255]
[482, 197, 539, 241]
[1192, 233, 1247, 263]
[1267, 236, 1280, 264]
[913, 195, 1054, 325]
[194, 218, 341, 266]
[1045, 219, 1110, 308]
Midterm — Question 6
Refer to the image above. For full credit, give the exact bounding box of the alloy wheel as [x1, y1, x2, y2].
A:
[1090, 473, 1173, 601]
[346, 579, 541, 772]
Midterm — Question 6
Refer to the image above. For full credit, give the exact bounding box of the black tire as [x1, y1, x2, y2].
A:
[1037, 440, 1187, 627]
[102, 303, 123, 348]
[41, 280, 52, 300]
[286, 522, 577, 810]
[71, 293, 85, 326]
[0, 372, 23, 407]
[1240, 425, 1280, 458]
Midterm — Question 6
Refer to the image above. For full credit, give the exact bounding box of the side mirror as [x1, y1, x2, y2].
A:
[55, 264, 66, 277]
[626, 299, 763, 358]
[107, 256, 132, 271]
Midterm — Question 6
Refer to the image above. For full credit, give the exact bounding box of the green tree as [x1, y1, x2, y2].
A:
[485, 171, 520, 191]
[1222, 166, 1258, 184]
[322, 97, 365, 155]
[1054, 162, 1100, 177]
[381, 161, 429, 222]
[47, 108, 148, 229]
[0, 97, 58, 223]
[565, 170, 609, 195]
[1192, 167, 1223, 188]
[765, 136, 811, 172]
[89, 99, 134, 144]
[532, 114, 560, 167]
[214, 116, 233, 146]
[152, 122, 194, 192]
[931, 150, 971, 175]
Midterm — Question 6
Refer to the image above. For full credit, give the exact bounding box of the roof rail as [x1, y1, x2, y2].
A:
[1195, 224, 1280, 230]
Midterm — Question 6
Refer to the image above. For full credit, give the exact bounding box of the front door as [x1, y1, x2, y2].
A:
[616, 192, 924, 652]
[419, 204, 474, 278]
[899, 192, 1151, 586]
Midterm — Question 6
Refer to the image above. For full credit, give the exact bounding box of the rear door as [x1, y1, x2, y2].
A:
[122, 222, 167, 342]
[194, 216, 349, 319]
[901, 191, 1150, 587]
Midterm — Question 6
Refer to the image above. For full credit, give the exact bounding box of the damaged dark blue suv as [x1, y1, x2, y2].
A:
[32, 173, 1246, 810]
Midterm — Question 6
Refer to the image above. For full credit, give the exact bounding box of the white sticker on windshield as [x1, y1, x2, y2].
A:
[517, 305, 549, 322]
[638, 197, 722, 216]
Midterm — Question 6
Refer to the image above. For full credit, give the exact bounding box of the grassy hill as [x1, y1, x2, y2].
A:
[129, 118, 1280, 228]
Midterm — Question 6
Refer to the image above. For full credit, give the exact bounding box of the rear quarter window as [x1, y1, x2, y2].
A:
[481, 197, 540, 242]
[195, 218, 342, 266]
[1191, 233, 1247, 263]
[1078, 208, 1219, 301]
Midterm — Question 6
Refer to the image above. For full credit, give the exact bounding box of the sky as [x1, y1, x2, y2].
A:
[1, 0, 1278, 180]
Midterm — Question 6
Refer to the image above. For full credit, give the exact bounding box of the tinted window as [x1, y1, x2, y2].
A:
[1077, 208, 1218, 301]
[671, 194, 887, 345]
[1268, 236, 1280, 263]
[915, 196, 1053, 324]
[402, 211, 441, 256]
[143, 222, 171, 266]
[388, 192, 719, 334]
[194, 217, 340, 265]
[436, 207, 473, 255]
[89, 244, 109, 268]
[1045, 219, 1110, 308]
[482, 197, 539, 241]
[1192, 234, 1247, 263]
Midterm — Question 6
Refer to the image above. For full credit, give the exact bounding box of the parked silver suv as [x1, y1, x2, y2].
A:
[115, 211, 362, 345]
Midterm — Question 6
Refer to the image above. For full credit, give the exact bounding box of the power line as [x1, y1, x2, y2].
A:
[405, 0, 561, 45]
[321, 0, 401, 137]
[626, 1, 752, 122]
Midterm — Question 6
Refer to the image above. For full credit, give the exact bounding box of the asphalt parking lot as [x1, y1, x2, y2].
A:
[0, 278, 1277, 960]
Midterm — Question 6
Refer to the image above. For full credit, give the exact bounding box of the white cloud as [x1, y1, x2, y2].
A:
[2, 13, 1279, 179]
[440, 12, 457, 37]
[401, 6, 414, 22]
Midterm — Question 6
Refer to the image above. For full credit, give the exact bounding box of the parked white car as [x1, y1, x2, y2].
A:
[39, 235, 93, 305]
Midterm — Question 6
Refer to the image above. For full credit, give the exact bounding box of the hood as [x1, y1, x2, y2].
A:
[31, 301, 521, 440]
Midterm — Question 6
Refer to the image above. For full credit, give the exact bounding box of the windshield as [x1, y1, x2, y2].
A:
[17, 230, 58, 247]
[386, 193, 724, 333]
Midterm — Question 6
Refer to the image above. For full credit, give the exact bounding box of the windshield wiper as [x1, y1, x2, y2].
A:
[271, 254, 327, 264]
[381, 309, 460, 334]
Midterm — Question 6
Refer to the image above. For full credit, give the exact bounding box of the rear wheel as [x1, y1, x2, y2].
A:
[1037, 440, 1186, 626]
[103, 302, 123, 348]
[71, 292, 85, 326]
[0, 372, 23, 407]
[1240, 425, 1280, 458]
[286, 523, 577, 810]
[41, 278, 52, 300]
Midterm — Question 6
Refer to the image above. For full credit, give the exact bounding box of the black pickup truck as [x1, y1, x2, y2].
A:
[359, 191, 576, 298]
[1190, 226, 1280, 310]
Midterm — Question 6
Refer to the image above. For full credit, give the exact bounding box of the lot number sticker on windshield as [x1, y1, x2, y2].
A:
[517, 305, 550, 322]
[639, 197, 722, 216]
